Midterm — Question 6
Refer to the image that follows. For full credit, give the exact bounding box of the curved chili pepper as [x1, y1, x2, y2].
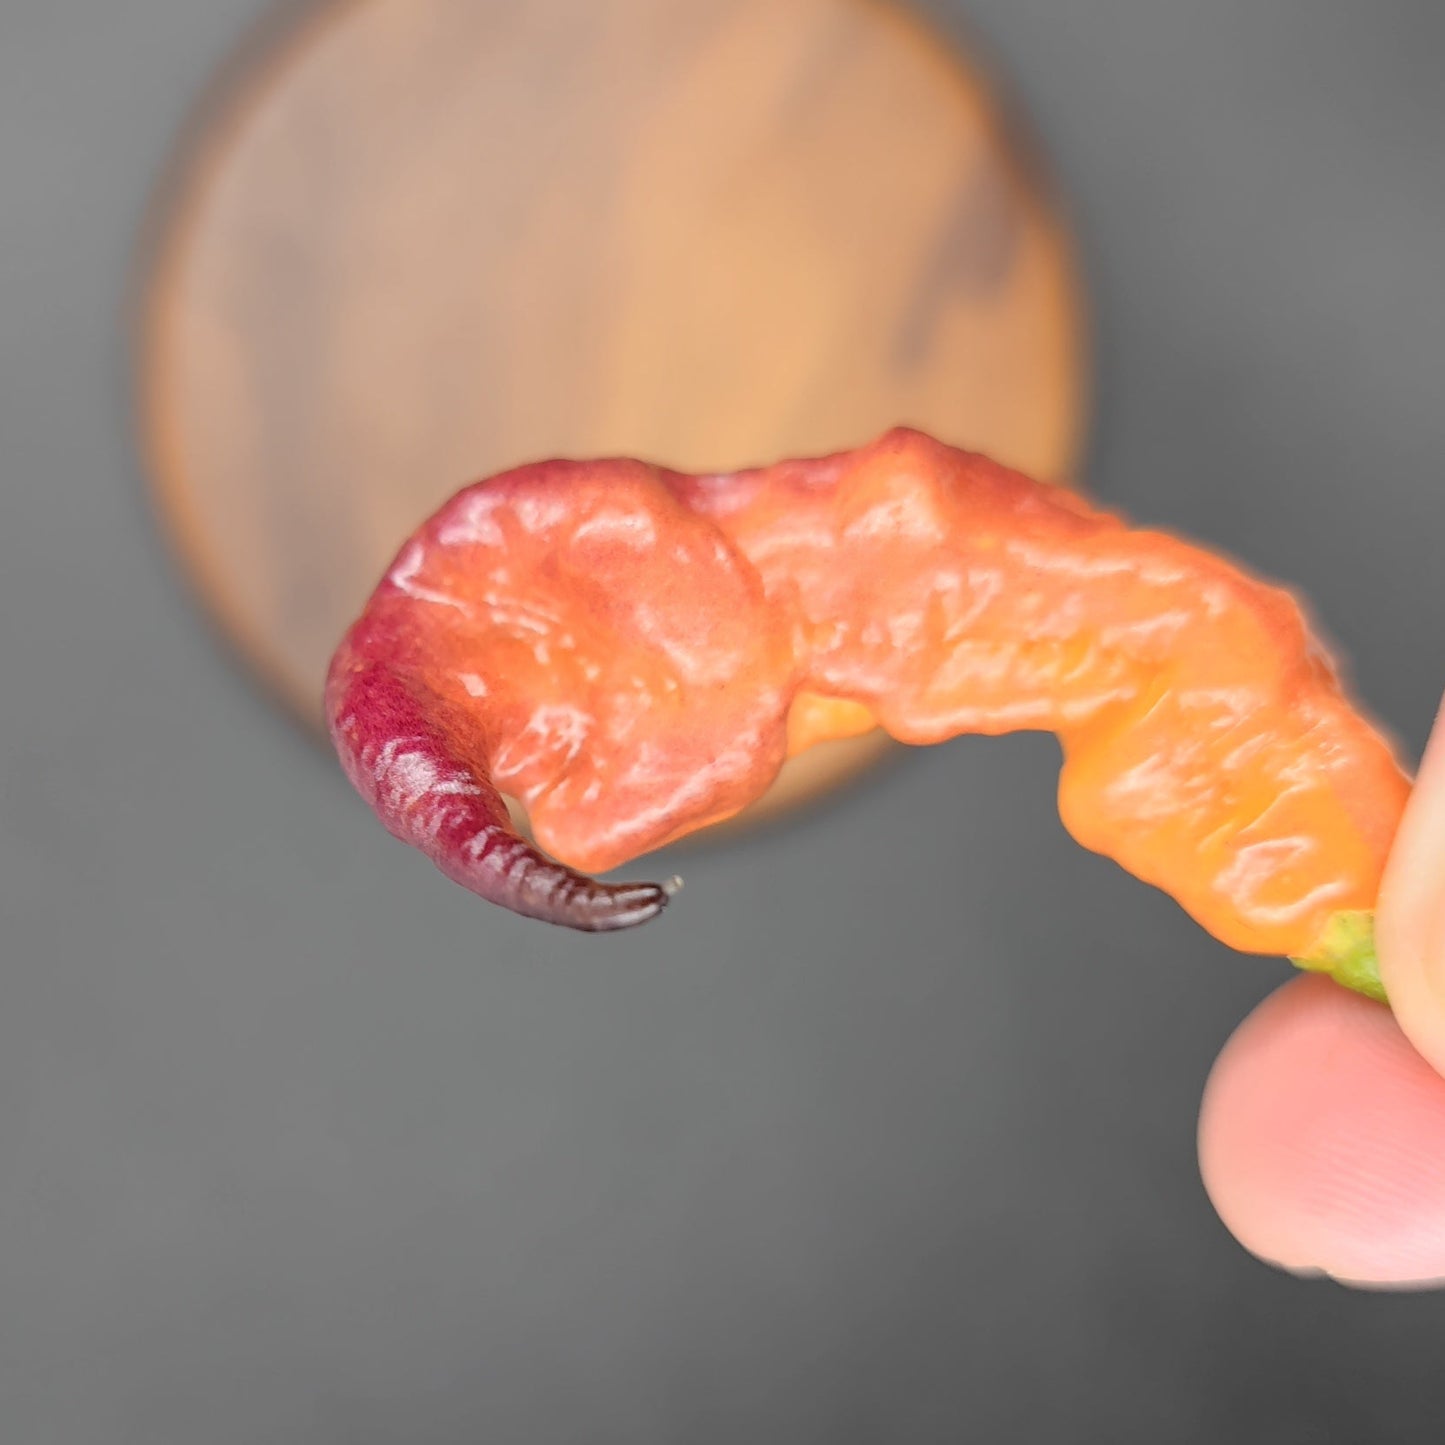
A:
[326, 429, 1411, 997]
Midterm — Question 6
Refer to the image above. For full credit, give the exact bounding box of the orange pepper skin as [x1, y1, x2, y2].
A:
[327, 429, 1411, 959]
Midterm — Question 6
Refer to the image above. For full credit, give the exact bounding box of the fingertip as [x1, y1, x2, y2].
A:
[1378, 691, 1445, 1077]
[1200, 975, 1445, 1288]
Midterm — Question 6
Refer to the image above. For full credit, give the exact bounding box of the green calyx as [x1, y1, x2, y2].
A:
[1289, 910, 1386, 1003]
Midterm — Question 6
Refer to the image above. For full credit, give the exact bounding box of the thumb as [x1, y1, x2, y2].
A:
[1377, 690, 1445, 1073]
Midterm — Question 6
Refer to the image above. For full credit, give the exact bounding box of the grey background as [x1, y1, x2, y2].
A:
[3, 1, 1445, 1440]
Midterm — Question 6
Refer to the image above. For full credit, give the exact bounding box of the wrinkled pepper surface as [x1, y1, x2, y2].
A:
[326, 428, 1412, 999]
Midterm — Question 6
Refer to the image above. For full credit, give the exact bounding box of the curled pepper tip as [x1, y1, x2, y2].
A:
[551, 877, 675, 933]
[324, 656, 682, 935]
[569, 872, 682, 933]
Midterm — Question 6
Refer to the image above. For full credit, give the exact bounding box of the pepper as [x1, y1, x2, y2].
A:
[326, 428, 1412, 998]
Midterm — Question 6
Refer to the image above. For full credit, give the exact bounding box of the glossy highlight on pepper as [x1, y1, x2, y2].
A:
[326, 428, 1412, 991]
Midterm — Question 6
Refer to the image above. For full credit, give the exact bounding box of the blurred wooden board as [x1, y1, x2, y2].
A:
[137, 0, 1090, 832]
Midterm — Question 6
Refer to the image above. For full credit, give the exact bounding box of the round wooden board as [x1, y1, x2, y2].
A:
[137, 0, 1090, 839]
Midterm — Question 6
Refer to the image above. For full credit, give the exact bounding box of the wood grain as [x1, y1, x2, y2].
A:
[137, 0, 1090, 839]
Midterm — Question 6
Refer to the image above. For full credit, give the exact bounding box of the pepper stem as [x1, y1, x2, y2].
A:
[1289, 910, 1386, 1003]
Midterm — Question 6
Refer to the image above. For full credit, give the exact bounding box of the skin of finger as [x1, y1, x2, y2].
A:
[1376, 691, 1445, 1078]
[1198, 974, 1445, 1287]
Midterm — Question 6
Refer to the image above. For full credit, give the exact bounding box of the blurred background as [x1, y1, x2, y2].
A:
[4, 1, 1445, 1440]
